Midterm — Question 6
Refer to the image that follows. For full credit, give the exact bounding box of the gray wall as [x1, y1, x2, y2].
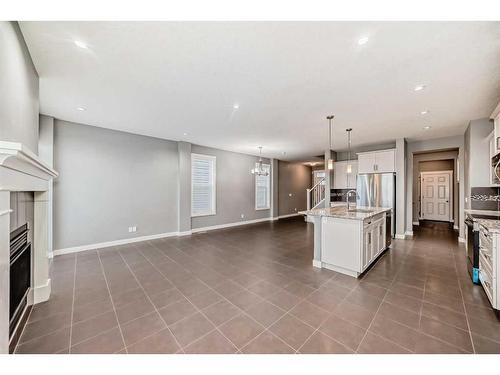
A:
[464, 118, 494, 209]
[53, 120, 179, 250]
[406, 135, 465, 239]
[0, 22, 39, 153]
[190, 144, 271, 229]
[278, 161, 312, 216]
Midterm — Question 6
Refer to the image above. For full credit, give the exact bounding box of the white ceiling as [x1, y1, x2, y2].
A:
[19, 21, 500, 160]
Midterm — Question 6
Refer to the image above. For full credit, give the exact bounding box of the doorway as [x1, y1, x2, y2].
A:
[420, 170, 453, 222]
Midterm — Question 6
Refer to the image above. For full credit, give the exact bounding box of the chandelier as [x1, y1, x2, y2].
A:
[251, 146, 269, 176]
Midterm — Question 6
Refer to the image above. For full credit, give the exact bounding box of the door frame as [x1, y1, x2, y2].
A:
[419, 170, 453, 222]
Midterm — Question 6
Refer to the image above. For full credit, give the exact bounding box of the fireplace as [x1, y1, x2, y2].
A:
[9, 223, 31, 338]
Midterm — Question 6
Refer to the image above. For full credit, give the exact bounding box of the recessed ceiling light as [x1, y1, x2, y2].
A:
[183, 132, 188, 136]
[233, 104, 240, 109]
[77, 107, 85, 111]
[423, 125, 431, 130]
[74, 40, 88, 49]
[357, 36, 369, 45]
[414, 85, 426, 92]
[421, 110, 429, 115]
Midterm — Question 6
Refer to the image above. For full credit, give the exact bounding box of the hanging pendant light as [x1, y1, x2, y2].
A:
[327, 115, 335, 170]
[346, 128, 353, 174]
[251, 146, 269, 176]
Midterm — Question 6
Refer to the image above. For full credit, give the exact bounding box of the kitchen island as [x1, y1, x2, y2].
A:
[300, 206, 392, 277]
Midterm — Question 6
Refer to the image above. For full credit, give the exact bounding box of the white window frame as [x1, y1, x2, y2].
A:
[255, 163, 271, 210]
[191, 153, 217, 217]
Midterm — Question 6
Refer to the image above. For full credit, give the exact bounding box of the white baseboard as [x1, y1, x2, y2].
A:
[53, 214, 305, 257]
[458, 237, 465, 243]
[53, 231, 179, 256]
[394, 234, 406, 240]
[453, 225, 459, 230]
[312, 260, 322, 268]
[412, 221, 420, 226]
[192, 217, 271, 233]
[33, 278, 51, 304]
[405, 231, 414, 237]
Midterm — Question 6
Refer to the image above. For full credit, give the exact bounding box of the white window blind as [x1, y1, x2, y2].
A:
[255, 164, 271, 210]
[191, 153, 216, 217]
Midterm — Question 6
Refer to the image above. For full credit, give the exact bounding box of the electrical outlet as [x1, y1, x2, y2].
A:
[240, 214, 245, 219]
[128, 226, 137, 233]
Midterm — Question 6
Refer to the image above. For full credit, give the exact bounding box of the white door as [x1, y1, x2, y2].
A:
[421, 172, 452, 222]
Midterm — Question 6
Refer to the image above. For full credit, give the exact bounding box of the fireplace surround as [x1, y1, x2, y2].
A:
[0, 141, 58, 353]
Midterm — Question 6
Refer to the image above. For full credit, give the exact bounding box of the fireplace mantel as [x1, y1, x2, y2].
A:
[0, 141, 58, 191]
[0, 141, 58, 353]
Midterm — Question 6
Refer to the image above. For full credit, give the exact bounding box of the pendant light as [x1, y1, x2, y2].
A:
[327, 115, 334, 170]
[251, 146, 269, 176]
[346, 128, 353, 174]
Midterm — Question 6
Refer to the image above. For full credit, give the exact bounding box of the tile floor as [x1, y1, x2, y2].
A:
[15, 218, 500, 354]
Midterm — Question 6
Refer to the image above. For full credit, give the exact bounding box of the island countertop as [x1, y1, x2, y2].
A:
[299, 206, 391, 221]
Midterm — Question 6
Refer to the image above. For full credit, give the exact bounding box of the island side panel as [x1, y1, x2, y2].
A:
[311, 215, 322, 268]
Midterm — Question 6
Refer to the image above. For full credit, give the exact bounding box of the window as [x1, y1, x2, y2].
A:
[255, 163, 271, 210]
[191, 153, 216, 217]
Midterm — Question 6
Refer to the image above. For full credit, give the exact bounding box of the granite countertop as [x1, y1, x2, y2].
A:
[299, 206, 391, 221]
[476, 218, 500, 233]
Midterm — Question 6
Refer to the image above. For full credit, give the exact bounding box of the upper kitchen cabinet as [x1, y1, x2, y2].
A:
[333, 160, 358, 189]
[357, 149, 396, 174]
[492, 102, 500, 156]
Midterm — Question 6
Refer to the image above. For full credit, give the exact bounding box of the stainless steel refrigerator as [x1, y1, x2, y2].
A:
[356, 173, 396, 243]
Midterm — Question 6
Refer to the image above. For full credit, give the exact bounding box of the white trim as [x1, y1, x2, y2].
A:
[458, 237, 466, 243]
[191, 217, 271, 233]
[53, 214, 306, 257]
[395, 234, 406, 240]
[453, 225, 459, 230]
[33, 278, 51, 304]
[278, 213, 302, 219]
[53, 231, 179, 256]
[0, 209, 12, 217]
[405, 231, 414, 237]
[312, 260, 322, 268]
[412, 221, 420, 226]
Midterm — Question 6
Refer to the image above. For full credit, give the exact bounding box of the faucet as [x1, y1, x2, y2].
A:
[346, 190, 357, 211]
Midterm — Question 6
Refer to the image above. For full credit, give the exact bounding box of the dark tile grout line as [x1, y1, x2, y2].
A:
[96, 250, 129, 354]
[68, 256, 77, 353]
[116, 249, 187, 353]
[134, 242, 287, 353]
[15, 221, 500, 354]
[144, 240, 318, 353]
[147, 237, 398, 354]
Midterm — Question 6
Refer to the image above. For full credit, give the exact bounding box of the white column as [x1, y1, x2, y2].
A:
[0, 191, 11, 354]
[311, 216, 322, 268]
[33, 191, 51, 304]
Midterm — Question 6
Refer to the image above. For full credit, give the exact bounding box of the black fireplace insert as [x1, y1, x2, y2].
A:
[9, 223, 31, 337]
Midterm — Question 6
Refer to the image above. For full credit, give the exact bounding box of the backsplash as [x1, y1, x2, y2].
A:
[470, 187, 500, 211]
[331, 189, 355, 202]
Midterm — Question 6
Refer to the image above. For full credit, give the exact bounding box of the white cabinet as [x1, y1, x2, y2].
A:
[361, 214, 386, 272]
[321, 212, 387, 277]
[333, 160, 358, 189]
[357, 149, 396, 174]
[478, 225, 498, 310]
[493, 104, 500, 156]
